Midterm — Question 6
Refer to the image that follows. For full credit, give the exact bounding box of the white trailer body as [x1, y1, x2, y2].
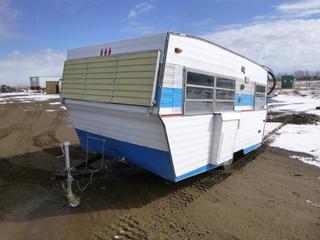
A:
[62, 32, 268, 182]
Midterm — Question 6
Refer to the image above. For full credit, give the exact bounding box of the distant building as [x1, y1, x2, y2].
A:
[30, 77, 41, 91]
[281, 75, 295, 89]
[46, 81, 60, 94]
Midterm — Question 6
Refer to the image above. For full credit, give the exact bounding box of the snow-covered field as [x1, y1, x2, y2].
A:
[268, 90, 320, 168]
[0, 92, 60, 103]
[269, 90, 320, 115]
[270, 124, 320, 167]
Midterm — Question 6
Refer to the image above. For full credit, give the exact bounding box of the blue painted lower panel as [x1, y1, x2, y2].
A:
[175, 164, 220, 182]
[243, 143, 261, 154]
[235, 93, 254, 107]
[75, 129, 175, 181]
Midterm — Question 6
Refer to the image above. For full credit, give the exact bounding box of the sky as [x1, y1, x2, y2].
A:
[0, 0, 320, 86]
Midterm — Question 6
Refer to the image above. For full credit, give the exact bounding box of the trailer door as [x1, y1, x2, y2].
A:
[211, 113, 240, 165]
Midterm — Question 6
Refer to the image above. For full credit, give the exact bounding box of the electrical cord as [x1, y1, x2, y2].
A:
[261, 65, 277, 95]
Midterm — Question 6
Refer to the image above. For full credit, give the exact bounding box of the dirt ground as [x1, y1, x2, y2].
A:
[0, 98, 319, 240]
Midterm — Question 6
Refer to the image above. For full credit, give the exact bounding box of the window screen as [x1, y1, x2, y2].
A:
[215, 77, 236, 111]
[185, 72, 214, 114]
[255, 84, 266, 110]
[184, 71, 235, 114]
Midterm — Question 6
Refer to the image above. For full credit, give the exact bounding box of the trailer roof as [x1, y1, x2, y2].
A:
[67, 32, 267, 72]
[167, 32, 267, 71]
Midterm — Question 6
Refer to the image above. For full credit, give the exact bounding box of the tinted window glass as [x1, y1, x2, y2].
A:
[256, 85, 266, 93]
[216, 89, 235, 100]
[216, 77, 235, 89]
[186, 87, 213, 99]
[187, 72, 215, 87]
[215, 101, 234, 111]
[185, 101, 213, 114]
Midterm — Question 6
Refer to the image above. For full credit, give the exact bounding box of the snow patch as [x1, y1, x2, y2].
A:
[290, 155, 320, 168]
[45, 109, 56, 112]
[269, 93, 320, 116]
[264, 122, 282, 136]
[270, 124, 320, 168]
[49, 102, 61, 105]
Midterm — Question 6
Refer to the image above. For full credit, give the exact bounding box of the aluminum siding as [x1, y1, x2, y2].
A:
[234, 110, 267, 152]
[166, 34, 268, 85]
[65, 99, 169, 152]
[162, 114, 213, 177]
[67, 33, 167, 60]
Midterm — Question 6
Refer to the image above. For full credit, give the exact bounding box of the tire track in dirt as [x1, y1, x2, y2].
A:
[0, 123, 23, 140]
[89, 147, 266, 240]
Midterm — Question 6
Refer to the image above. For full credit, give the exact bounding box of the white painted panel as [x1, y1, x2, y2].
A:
[65, 99, 169, 152]
[162, 63, 175, 88]
[211, 113, 240, 165]
[234, 110, 267, 152]
[162, 114, 213, 176]
[67, 33, 167, 60]
[166, 34, 268, 85]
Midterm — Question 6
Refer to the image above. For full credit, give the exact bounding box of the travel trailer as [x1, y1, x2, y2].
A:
[61, 32, 272, 182]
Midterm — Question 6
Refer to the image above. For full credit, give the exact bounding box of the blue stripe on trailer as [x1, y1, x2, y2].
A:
[235, 93, 254, 106]
[75, 129, 175, 181]
[243, 143, 261, 154]
[175, 163, 220, 182]
[160, 87, 182, 108]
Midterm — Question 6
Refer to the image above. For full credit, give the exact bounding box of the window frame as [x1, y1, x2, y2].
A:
[254, 83, 267, 110]
[183, 69, 236, 115]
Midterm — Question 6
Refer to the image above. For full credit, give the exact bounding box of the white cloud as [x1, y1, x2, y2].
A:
[276, 0, 320, 17]
[0, 49, 65, 86]
[0, 0, 21, 40]
[126, 2, 154, 19]
[122, 2, 155, 34]
[204, 18, 320, 73]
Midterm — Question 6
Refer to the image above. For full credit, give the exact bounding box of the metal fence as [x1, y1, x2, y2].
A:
[295, 80, 320, 89]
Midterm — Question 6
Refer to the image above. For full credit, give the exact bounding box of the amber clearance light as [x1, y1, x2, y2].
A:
[174, 47, 183, 53]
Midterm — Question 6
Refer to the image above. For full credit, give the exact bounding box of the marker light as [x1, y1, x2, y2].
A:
[175, 47, 183, 53]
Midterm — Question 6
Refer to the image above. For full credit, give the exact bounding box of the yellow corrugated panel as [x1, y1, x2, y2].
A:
[86, 67, 115, 74]
[117, 65, 156, 72]
[114, 84, 153, 91]
[115, 78, 154, 85]
[61, 50, 160, 106]
[117, 59, 157, 66]
[63, 74, 86, 79]
[113, 90, 151, 98]
[83, 95, 112, 102]
[86, 73, 114, 79]
[112, 97, 151, 106]
[62, 83, 83, 89]
[64, 68, 87, 75]
[64, 63, 88, 70]
[62, 93, 83, 98]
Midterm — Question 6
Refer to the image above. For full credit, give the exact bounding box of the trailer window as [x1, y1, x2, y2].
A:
[255, 84, 266, 110]
[215, 77, 235, 111]
[184, 71, 235, 114]
[185, 72, 214, 114]
[187, 72, 215, 86]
